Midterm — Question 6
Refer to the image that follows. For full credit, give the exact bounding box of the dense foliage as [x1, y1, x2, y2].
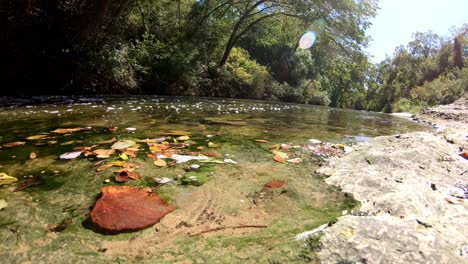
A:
[2, 1, 467, 112]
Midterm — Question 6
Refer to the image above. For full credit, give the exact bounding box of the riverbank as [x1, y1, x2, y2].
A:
[315, 94, 468, 263]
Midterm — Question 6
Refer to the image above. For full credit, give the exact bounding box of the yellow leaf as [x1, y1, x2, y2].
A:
[120, 153, 129, 160]
[0, 173, 18, 185]
[272, 150, 288, 159]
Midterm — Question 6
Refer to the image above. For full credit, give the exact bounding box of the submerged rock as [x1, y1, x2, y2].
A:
[91, 186, 176, 233]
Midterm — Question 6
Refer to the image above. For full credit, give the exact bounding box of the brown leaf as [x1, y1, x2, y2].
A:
[51, 127, 89, 134]
[99, 137, 117, 144]
[115, 173, 129, 183]
[273, 155, 285, 163]
[93, 149, 116, 159]
[14, 177, 41, 192]
[2, 141, 26, 148]
[202, 152, 219, 157]
[96, 164, 113, 172]
[90, 186, 176, 232]
[265, 180, 285, 188]
[121, 149, 137, 158]
[196, 146, 205, 150]
[255, 139, 269, 143]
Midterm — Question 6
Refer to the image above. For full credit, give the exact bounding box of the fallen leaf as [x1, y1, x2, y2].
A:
[161, 131, 192, 136]
[208, 142, 218, 148]
[120, 153, 129, 160]
[177, 136, 190, 141]
[107, 126, 118, 133]
[90, 186, 176, 232]
[93, 149, 116, 159]
[287, 158, 302, 164]
[202, 152, 219, 157]
[111, 140, 136, 150]
[99, 137, 117, 144]
[0, 173, 18, 185]
[2, 141, 26, 148]
[121, 149, 137, 158]
[272, 150, 288, 159]
[0, 199, 7, 210]
[273, 155, 285, 163]
[146, 153, 156, 159]
[51, 127, 89, 134]
[461, 151, 468, 160]
[29, 152, 37, 159]
[115, 173, 129, 183]
[60, 141, 76, 146]
[154, 159, 167, 167]
[268, 144, 280, 150]
[107, 160, 126, 167]
[13, 177, 41, 191]
[125, 127, 137, 131]
[126, 171, 139, 180]
[74, 146, 93, 151]
[265, 180, 285, 188]
[255, 139, 269, 143]
[196, 146, 205, 150]
[26, 134, 54, 140]
[59, 151, 82, 160]
[96, 164, 113, 172]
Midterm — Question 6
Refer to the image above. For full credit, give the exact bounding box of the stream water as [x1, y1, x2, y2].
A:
[0, 96, 426, 263]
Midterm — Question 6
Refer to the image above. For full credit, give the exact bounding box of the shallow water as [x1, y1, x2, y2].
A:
[0, 97, 426, 263]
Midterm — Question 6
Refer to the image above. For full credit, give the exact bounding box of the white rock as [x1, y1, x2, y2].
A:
[308, 139, 322, 145]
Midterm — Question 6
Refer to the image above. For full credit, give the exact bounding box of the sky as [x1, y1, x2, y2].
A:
[366, 0, 468, 63]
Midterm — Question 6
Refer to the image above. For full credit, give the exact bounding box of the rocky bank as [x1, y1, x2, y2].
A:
[316, 93, 468, 263]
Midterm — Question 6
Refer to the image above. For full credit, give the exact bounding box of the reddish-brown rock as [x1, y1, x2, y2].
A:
[265, 180, 285, 188]
[91, 186, 176, 232]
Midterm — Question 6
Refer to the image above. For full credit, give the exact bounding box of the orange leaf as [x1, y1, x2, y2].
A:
[51, 127, 89, 134]
[146, 153, 156, 159]
[202, 152, 219, 157]
[127, 172, 139, 180]
[273, 155, 285, 163]
[121, 149, 137, 158]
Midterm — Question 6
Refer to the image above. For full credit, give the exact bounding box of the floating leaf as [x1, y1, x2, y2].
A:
[51, 127, 89, 134]
[0, 173, 18, 185]
[29, 152, 37, 159]
[111, 140, 136, 150]
[255, 139, 269, 143]
[93, 149, 116, 159]
[59, 151, 82, 160]
[154, 159, 167, 167]
[273, 155, 285, 163]
[2, 141, 26, 148]
[90, 186, 176, 232]
[177, 136, 190, 141]
[96, 164, 113, 172]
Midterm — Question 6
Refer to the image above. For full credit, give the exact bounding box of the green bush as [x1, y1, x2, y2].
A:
[391, 98, 427, 114]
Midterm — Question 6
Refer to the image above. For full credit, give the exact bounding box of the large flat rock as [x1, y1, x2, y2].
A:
[316, 132, 468, 263]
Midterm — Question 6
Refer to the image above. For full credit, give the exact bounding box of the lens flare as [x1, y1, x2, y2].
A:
[299, 31, 316, 50]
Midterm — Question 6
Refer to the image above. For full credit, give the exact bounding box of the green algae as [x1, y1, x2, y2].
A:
[0, 97, 426, 263]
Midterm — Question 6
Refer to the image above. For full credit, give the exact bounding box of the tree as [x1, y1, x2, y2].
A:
[192, 0, 377, 66]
